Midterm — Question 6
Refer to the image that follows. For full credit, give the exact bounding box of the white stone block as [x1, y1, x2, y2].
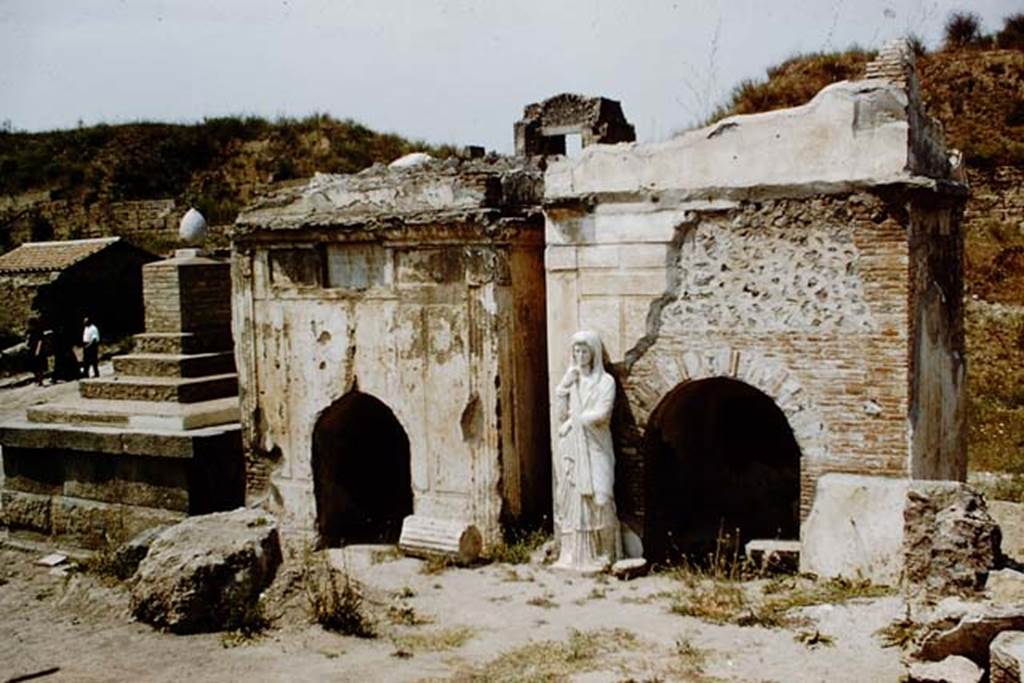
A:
[545, 245, 577, 271]
[577, 245, 620, 269]
[578, 270, 664, 297]
[619, 243, 669, 268]
[800, 473, 910, 585]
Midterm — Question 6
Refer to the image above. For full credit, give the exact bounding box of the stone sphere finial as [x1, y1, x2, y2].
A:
[178, 207, 208, 244]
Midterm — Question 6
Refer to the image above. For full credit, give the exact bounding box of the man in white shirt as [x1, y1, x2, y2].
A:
[81, 316, 100, 378]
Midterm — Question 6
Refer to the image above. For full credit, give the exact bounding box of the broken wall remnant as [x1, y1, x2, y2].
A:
[514, 93, 635, 157]
[0, 249, 245, 547]
[542, 40, 966, 558]
[232, 157, 551, 548]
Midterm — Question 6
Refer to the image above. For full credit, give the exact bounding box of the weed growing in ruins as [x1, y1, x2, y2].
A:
[371, 547, 402, 564]
[795, 629, 835, 648]
[419, 554, 453, 575]
[449, 628, 637, 682]
[484, 528, 550, 565]
[526, 595, 558, 609]
[301, 549, 376, 638]
[669, 580, 749, 624]
[670, 574, 891, 629]
[876, 607, 922, 649]
[390, 626, 474, 653]
[386, 601, 433, 626]
[674, 636, 708, 670]
[220, 596, 273, 648]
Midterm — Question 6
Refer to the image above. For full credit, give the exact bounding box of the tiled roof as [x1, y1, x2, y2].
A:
[0, 237, 123, 274]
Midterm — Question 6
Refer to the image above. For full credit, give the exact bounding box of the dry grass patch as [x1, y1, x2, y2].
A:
[449, 628, 638, 683]
[392, 626, 474, 654]
[670, 574, 891, 629]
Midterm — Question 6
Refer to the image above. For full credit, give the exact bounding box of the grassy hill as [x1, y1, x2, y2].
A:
[0, 115, 453, 251]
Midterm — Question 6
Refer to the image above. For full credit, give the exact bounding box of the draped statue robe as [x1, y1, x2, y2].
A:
[553, 331, 621, 572]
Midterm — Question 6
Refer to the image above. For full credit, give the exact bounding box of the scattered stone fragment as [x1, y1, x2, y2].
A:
[130, 508, 281, 633]
[989, 501, 1024, 564]
[987, 569, 1024, 605]
[914, 602, 1024, 665]
[745, 539, 800, 574]
[36, 553, 67, 567]
[611, 558, 648, 580]
[990, 630, 1024, 683]
[905, 655, 983, 683]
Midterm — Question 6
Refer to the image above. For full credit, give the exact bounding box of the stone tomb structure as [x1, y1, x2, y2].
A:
[232, 158, 550, 548]
[543, 43, 966, 559]
[233, 43, 966, 560]
[0, 249, 244, 546]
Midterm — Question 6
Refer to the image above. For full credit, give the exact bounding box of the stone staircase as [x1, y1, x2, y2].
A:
[0, 249, 245, 548]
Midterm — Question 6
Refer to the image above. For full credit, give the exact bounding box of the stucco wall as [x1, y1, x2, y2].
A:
[233, 234, 547, 545]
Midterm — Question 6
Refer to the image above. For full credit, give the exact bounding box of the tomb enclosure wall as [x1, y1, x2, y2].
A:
[233, 162, 550, 547]
[543, 62, 966, 544]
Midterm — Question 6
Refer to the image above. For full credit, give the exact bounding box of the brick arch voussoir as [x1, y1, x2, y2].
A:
[625, 346, 828, 461]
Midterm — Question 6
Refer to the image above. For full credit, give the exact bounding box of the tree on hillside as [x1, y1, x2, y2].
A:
[997, 13, 1024, 50]
[944, 11, 985, 49]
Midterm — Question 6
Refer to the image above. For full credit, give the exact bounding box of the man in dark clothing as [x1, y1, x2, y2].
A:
[26, 318, 46, 385]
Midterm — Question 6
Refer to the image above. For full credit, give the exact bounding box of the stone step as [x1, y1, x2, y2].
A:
[27, 396, 239, 431]
[134, 332, 232, 355]
[112, 352, 236, 378]
[79, 373, 238, 404]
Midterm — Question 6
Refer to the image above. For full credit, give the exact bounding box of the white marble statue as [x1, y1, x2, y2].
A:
[552, 330, 621, 572]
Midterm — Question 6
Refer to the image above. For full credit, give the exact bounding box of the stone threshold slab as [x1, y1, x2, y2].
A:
[26, 396, 239, 431]
[0, 419, 241, 459]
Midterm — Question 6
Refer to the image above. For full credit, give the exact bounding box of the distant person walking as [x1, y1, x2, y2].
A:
[26, 317, 46, 385]
[81, 317, 100, 378]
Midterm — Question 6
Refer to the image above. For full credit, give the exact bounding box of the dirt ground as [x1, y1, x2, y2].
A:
[0, 370, 908, 682]
[0, 539, 909, 683]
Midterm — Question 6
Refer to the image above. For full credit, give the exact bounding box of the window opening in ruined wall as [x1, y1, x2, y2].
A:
[311, 391, 413, 547]
[642, 377, 801, 562]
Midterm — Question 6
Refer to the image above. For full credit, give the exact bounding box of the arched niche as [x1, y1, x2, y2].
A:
[642, 377, 802, 562]
[311, 390, 413, 547]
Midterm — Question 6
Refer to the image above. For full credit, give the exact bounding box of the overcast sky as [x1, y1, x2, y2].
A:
[1, 0, 1018, 153]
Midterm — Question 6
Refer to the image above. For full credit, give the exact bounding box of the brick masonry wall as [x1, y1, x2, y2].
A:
[547, 190, 964, 545]
[179, 263, 232, 333]
[142, 262, 182, 333]
[1, 196, 178, 250]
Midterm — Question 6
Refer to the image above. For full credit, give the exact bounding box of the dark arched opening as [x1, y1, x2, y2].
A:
[643, 377, 801, 562]
[312, 391, 413, 547]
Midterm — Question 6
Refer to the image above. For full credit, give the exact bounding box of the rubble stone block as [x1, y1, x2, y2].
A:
[914, 602, 1024, 666]
[398, 514, 482, 564]
[903, 481, 1001, 600]
[991, 630, 1024, 683]
[130, 508, 281, 633]
[905, 655, 983, 683]
[989, 501, 1024, 564]
[987, 569, 1024, 606]
[801, 475, 1001, 598]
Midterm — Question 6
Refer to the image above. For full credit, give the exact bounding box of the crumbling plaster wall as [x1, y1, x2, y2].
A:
[543, 67, 965, 543]
[232, 231, 548, 546]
